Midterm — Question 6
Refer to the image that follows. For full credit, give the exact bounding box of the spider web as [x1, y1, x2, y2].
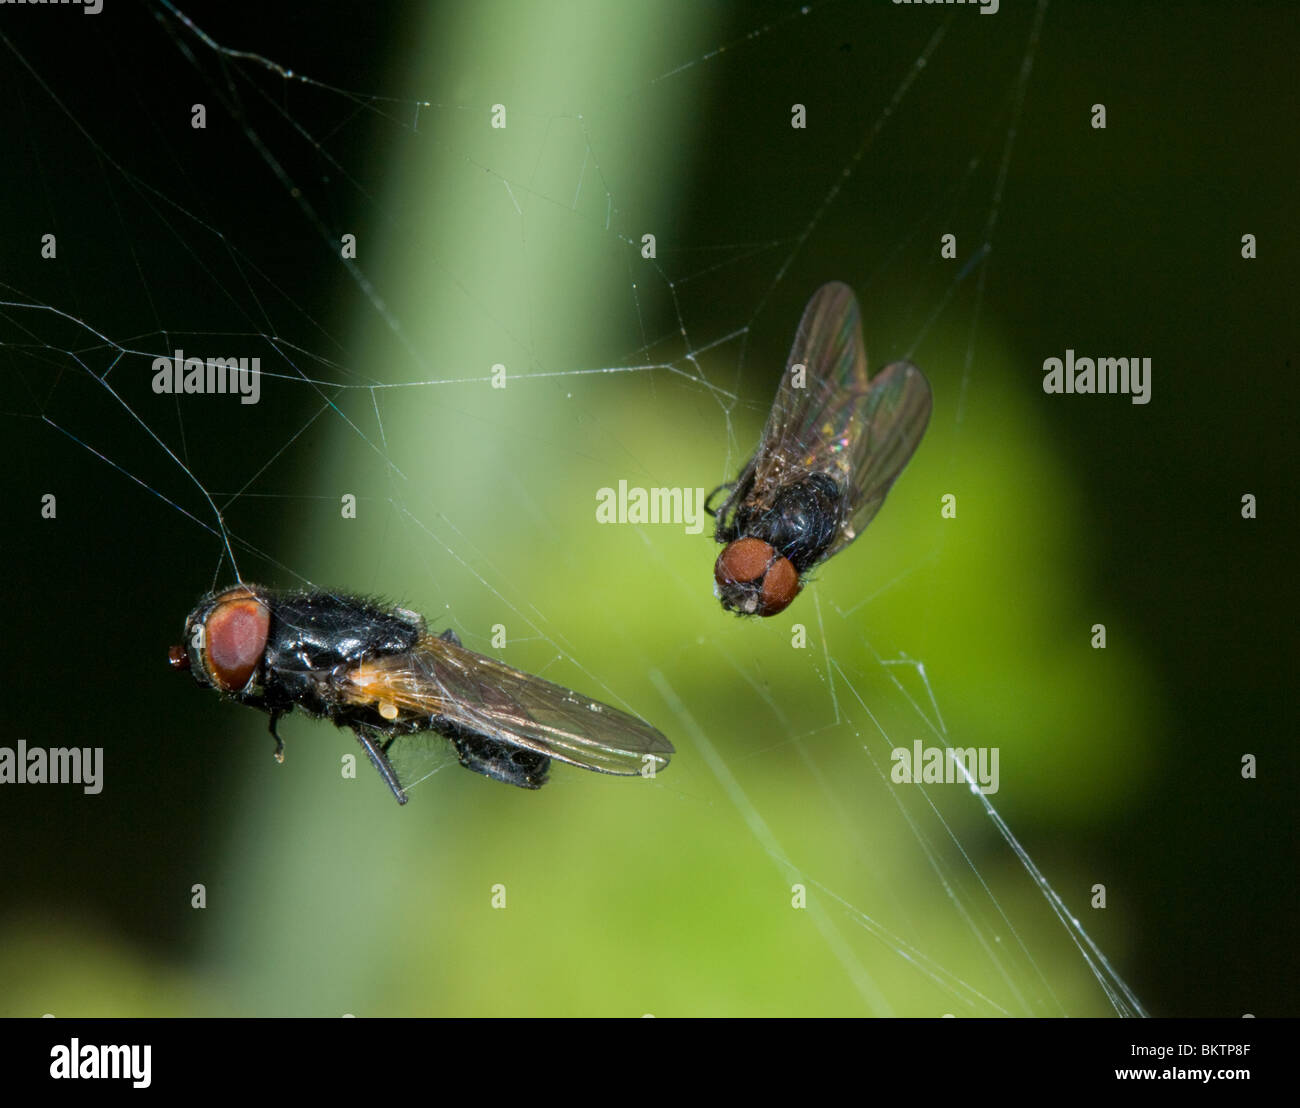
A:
[0, 0, 1151, 1016]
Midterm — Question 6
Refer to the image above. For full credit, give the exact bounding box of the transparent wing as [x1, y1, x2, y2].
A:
[739, 281, 931, 557]
[381, 731, 462, 795]
[825, 357, 931, 557]
[342, 636, 673, 777]
[741, 282, 869, 509]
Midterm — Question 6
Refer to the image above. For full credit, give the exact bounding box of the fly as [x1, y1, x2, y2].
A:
[168, 584, 673, 804]
[708, 281, 932, 616]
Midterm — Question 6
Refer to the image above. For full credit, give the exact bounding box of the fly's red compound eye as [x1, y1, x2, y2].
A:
[715, 537, 774, 588]
[757, 556, 799, 616]
[714, 538, 801, 617]
[201, 588, 270, 692]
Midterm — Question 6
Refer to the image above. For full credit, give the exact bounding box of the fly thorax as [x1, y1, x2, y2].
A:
[753, 473, 841, 570]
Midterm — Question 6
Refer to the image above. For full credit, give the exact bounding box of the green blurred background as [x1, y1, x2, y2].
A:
[0, 0, 1293, 1016]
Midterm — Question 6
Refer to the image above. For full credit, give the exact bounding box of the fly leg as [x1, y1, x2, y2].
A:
[704, 482, 734, 517]
[351, 725, 409, 805]
[706, 455, 757, 541]
[267, 711, 286, 763]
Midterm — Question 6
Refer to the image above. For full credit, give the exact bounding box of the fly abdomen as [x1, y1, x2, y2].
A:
[439, 721, 552, 789]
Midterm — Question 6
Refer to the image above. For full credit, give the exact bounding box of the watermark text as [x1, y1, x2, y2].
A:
[0, 741, 102, 794]
[595, 481, 707, 534]
[152, 349, 260, 404]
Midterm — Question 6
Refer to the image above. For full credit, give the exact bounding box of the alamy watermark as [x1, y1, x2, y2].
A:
[893, 0, 999, 15]
[1042, 349, 1151, 405]
[595, 481, 708, 534]
[0, 741, 102, 794]
[152, 349, 261, 404]
[50, 1039, 150, 1088]
[1, 0, 102, 13]
[891, 740, 999, 795]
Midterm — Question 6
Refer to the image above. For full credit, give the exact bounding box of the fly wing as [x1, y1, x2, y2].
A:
[742, 282, 873, 513]
[342, 636, 673, 777]
[824, 357, 932, 558]
[742, 281, 930, 558]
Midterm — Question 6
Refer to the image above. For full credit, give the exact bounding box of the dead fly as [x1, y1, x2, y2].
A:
[169, 585, 673, 804]
[708, 282, 932, 616]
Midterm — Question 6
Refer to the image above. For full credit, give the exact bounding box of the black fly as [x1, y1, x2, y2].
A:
[169, 585, 673, 804]
[708, 282, 932, 616]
